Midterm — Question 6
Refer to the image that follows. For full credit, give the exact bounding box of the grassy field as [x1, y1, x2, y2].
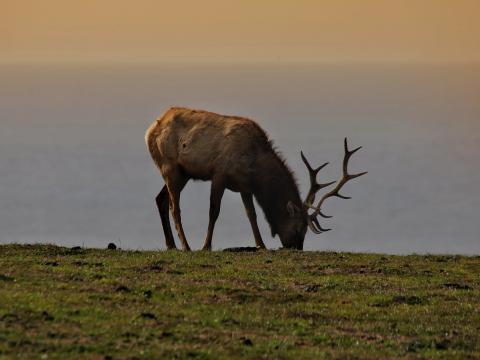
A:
[0, 244, 479, 359]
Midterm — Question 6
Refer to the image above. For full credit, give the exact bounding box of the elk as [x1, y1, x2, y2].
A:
[145, 107, 366, 251]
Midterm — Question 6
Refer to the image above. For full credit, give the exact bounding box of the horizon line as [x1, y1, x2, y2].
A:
[1, 59, 480, 67]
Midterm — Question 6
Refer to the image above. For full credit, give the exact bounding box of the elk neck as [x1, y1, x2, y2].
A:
[252, 150, 303, 236]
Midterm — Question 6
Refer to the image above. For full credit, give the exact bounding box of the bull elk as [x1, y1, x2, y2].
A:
[145, 107, 366, 251]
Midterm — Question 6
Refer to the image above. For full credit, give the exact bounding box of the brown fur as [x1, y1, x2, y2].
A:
[145, 107, 307, 250]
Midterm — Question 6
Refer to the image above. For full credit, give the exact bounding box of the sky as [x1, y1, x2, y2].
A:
[2, 0, 480, 64]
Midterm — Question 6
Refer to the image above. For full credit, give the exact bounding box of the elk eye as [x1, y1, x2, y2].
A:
[286, 201, 300, 217]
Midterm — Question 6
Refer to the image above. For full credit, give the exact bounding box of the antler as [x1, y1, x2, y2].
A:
[300, 151, 335, 212]
[301, 138, 367, 234]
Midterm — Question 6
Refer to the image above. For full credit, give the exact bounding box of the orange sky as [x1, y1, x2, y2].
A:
[2, 0, 480, 64]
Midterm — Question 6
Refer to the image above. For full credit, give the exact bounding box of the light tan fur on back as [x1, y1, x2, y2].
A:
[146, 107, 272, 192]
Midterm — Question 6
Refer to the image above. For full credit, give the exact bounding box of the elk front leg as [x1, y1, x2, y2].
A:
[202, 179, 225, 251]
[241, 192, 266, 249]
[165, 170, 191, 251]
[155, 185, 176, 250]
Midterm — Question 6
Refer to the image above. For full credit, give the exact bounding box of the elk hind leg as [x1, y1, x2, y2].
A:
[201, 179, 225, 251]
[165, 169, 191, 251]
[155, 185, 176, 250]
[241, 192, 266, 249]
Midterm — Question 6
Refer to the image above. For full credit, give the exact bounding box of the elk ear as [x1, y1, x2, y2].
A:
[287, 201, 300, 217]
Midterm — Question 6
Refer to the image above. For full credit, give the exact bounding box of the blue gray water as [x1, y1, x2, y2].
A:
[1, 64, 479, 253]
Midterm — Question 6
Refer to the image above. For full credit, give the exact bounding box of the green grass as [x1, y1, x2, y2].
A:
[0, 244, 479, 359]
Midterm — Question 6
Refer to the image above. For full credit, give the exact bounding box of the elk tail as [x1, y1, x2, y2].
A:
[145, 120, 163, 171]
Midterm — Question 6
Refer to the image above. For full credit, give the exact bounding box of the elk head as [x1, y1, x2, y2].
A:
[282, 138, 367, 250]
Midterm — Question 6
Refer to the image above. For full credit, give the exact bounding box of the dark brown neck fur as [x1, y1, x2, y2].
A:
[252, 150, 302, 236]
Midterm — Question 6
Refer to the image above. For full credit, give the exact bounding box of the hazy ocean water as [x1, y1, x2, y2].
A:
[1, 64, 479, 254]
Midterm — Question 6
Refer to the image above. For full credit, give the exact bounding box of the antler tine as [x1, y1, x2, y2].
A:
[308, 138, 367, 234]
[343, 138, 366, 178]
[312, 216, 331, 232]
[301, 151, 329, 178]
[307, 217, 322, 234]
[300, 151, 314, 172]
[305, 203, 333, 218]
[301, 151, 333, 207]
